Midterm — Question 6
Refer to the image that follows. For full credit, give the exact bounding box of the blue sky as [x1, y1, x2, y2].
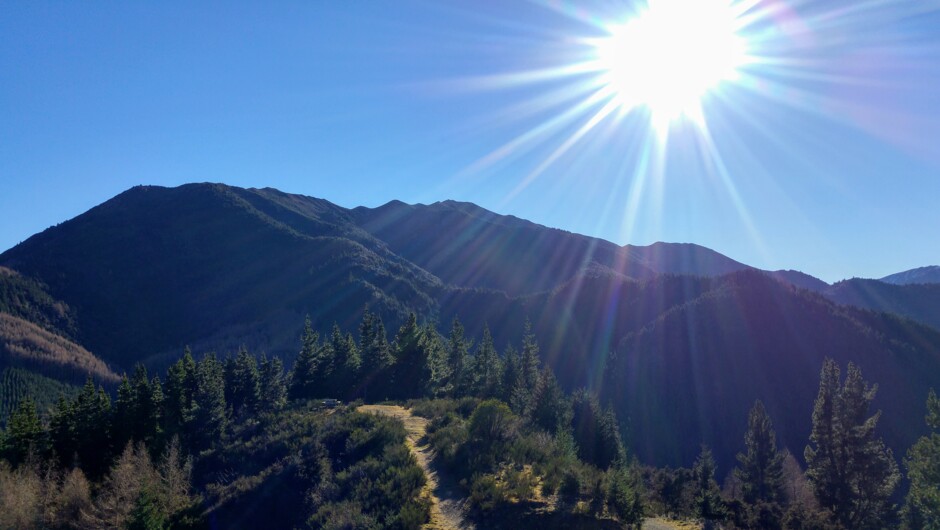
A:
[2, 1, 939, 283]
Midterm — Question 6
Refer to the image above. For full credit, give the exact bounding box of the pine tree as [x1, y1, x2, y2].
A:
[329, 324, 361, 400]
[49, 394, 77, 468]
[190, 354, 227, 452]
[500, 343, 520, 403]
[530, 368, 570, 435]
[511, 319, 541, 413]
[70, 378, 113, 477]
[424, 321, 449, 398]
[289, 316, 321, 401]
[229, 348, 260, 416]
[902, 389, 940, 529]
[805, 359, 899, 529]
[358, 310, 394, 402]
[607, 463, 646, 528]
[5, 396, 44, 465]
[130, 365, 158, 446]
[163, 348, 196, 444]
[113, 374, 135, 451]
[571, 390, 625, 469]
[390, 313, 430, 399]
[445, 317, 470, 397]
[693, 445, 727, 529]
[471, 325, 501, 399]
[735, 400, 784, 505]
[258, 353, 287, 411]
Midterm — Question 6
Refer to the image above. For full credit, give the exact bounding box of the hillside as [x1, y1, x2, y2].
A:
[825, 278, 940, 331]
[881, 265, 940, 285]
[1, 183, 939, 471]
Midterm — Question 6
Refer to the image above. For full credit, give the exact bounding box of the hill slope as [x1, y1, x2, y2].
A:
[2, 183, 939, 471]
[881, 265, 940, 285]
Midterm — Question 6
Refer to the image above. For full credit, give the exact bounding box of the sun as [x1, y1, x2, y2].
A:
[593, 0, 748, 132]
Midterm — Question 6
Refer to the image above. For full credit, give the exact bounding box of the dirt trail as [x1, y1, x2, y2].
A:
[359, 404, 474, 530]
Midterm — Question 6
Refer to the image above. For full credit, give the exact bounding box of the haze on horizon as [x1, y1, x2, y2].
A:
[2, 1, 940, 283]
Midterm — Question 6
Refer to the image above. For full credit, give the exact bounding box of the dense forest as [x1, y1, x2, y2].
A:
[2, 312, 937, 529]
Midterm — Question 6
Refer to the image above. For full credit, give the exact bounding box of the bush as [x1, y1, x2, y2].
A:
[470, 474, 505, 512]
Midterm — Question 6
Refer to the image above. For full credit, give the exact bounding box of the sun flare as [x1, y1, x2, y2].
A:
[593, 0, 748, 131]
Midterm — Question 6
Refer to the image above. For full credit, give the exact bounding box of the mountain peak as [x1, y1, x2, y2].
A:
[881, 265, 940, 285]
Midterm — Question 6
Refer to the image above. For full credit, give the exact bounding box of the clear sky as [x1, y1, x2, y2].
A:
[2, 1, 939, 283]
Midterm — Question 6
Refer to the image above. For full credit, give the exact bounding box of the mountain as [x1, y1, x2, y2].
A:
[824, 278, 940, 331]
[881, 265, 940, 285]
[2, 183, 939, 471]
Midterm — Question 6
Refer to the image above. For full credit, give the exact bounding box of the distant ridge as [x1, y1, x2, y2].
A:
[881, 265, 940, 285]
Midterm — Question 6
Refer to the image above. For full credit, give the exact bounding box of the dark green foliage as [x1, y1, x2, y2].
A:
[607, 464, 645, 527]
[226, 348, 260, 416]
[445, 317, 471, 397]
[509, 320, 541, 414]
[289, 316, 322, 401]
[389, 313, 430, 400]
[328, 323, 361, 399]
[0, 267, 77, 339]
[162, 348, 196, 445]
[50, 378, 113, 477]
[4, 396, 44, 465]
[127, 488, 166, 530]
[0, 367, 78, 426]
[189, 354, 226, 453]
[258, 353, 287, 411]
[692, 445, 726, 528]
[902, 389, 940, 529]
[805, 359, 899, 529]
[571, 390, 625, 469]
[529, 368, 570, 435]
[358, 310, 394, 402]
[470, 325, 501, 399]
[735, 400, 784, 505]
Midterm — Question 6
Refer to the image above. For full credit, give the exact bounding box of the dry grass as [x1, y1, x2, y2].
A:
[0, 312, 119, 382]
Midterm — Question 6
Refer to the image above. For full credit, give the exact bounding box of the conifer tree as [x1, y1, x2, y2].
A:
[258, 353, 287, 411]
[328, 324, 361, 399]
[163, 348, 196, 443]
[5, 396, 44, 465]
[530, 368, 570, 435]
[423, 321, 449, 397]
[229, 348, 260, 416]
[501, 344, 521, 404]
[358, 310, 394, 401]
[693, 445, 727, 529]
[445, 317, 470, 397]
[571, 390, 625, 469]
[471, 325, 501, 399]
[511, 319, 541, 413]
[69, 379, 113, 477]
[113, 374, 136, 451]
[735, 400, 784, 505]
[49, 394, 77, 468]
[190, 354, 227, 452]
[289, 316, 320, 401]
[390, 313, 429, 399]
[805, 359, 899, 529]
[902, 389, 940, 529]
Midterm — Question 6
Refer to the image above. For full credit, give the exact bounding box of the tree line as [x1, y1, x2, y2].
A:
[0, 310, 938, 529]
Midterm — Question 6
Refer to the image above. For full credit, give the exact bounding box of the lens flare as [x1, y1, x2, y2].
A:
[592, 0, 749, 133]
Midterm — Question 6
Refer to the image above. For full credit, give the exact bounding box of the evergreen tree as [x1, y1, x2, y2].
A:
[607, 463, 646, 528]
[163, 348, 196, 444]
[229, 348, 261, 416]
[258, 353, 287, 411]
[735, 400, 784, 505]
[471, 325, 501, 399]
[530, 368, 570, 435]
[70, 379, 113, 477]
[49, 394, 76, 468]
[130, 365, 160, 447]
[511, 319, 541, 413]
[190, 354, 227, 452]
[445, 317, 471, 397]
[805, 359, 900, 529]
[693, 445, 727, 529]
[902, 389, 940, 530]
[289, 316, 321, 401]
[358, 311, 394, 402]
[389, 313, 430, 399]
[500, 344, 521, 404]
[424, 321, 449, 398]
[5, 396, 44, 465]
[329, 324, 361, 400]
[113, 375, 136, 451]
[571, 390, 625, 469]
